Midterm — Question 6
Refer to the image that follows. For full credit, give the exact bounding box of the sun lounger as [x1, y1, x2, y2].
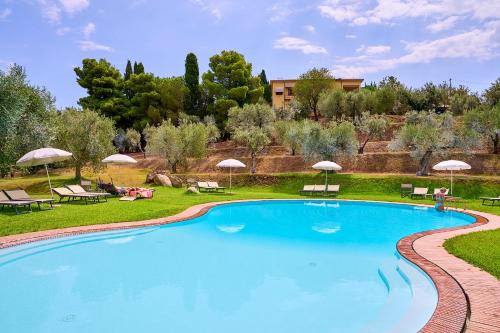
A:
[66, 185, 111, 202]
[480, 196, 500, 206]
[52, 187, 98, 204]
[197, 182, 212, 192]
[400, 184, 413, 198]
[0, 191, 33, 214]
[314, 185, 327, 194]
[207, 182, 225, 193]
[326, 184, 340, 196]
[411, 187, 429, 199]
[4, 189, 54, 210]
[299, 185, 316, 195]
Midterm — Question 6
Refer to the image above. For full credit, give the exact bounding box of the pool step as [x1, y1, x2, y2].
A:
[357, 260, 413, 332]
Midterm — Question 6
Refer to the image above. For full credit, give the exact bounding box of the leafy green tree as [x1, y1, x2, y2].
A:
[375, 86, 395, 114]
[356, 112, 389, 154]
[125, 128, 144, 157]
[259, 70, 272, 103]
[345, 91, 364, 121]
[56, 109, 117, 179]
[302, 121, 357, 161]
[318, 89, 345, 121]
[202, 50, 263, 127]
[389, 111, 460, 175]
[274, 120, 316, 156]
[157, 77, 189, 124]
[145, 120, 208, 173]
[184, 53, 201, 116]
[74, 58, 129, 128]
[124, 60, 133, 81]
[227, 103, 275, 173]
[133, 61, 145, 74]
[463, 105, 500, 154]
[124, 73, 161, 129]
[0, 65, 56, 177]
[484, 78, 500, 106]
[202, 115, 221, 144]
[294, 67, 333, 121]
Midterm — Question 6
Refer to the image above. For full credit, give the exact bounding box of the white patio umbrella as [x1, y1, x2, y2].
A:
[16, 148, 73, 199]
[312, 161, 342, 187]
[102, 154, 137, 165]
[216, 159, 246, 194]
[101, 154, 137, 185]
[432, 160, 471, 196]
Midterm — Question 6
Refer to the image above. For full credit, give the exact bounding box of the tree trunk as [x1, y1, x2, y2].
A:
[417, 151, 433, 176]
[493, 133, 499, 154]
[291, 148, 296, 156]
[312, 105, 319, 121]
[251, 152, 257, 174]
[75, 164, 82, 179]
[171, 162, 177, 173]
[358, 137, 370, 154]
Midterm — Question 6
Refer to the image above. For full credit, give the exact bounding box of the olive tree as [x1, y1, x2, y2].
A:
[389, 111, 458, 175]
[56, 109, 117, 179]
[463, 105, 500, 154]
[227, 103, 275, 173]
[356, 112, 389, 154]
[294, 68, 334, 121]
[125, 128, 144, 157]
[302, 121, 357, 161]
[274, 120, 316, 156]
[145, 120, 208, 172]
[318, 89, 345, 121]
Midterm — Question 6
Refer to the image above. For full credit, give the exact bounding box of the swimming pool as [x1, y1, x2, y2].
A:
[0, 200, 475, 333]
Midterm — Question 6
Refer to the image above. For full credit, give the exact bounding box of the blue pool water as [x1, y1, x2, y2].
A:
[0, 200, 475, 333]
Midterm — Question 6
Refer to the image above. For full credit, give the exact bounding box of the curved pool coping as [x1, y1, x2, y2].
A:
[0, 199, 498, 333]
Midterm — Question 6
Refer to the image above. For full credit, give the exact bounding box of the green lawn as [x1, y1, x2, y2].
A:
[444, 229, 500, 279]
[0, 172, 499, 277]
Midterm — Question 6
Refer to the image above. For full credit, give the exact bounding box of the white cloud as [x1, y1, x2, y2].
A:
[0, 8, 12, 20]
[274, 37, 328, 54]
[77, 40, 113, 52]
[37, 0, 62, 23]
[58, 0, 89, 14]
[318, 0, 500, 26]
[333, 23, 500, 77]
[304, 24, 315, 33]
[426, 16, 460, 33]
[190, 0, 226, 21]
[56, 26, 71, 35]
[345, 34, 356, 39]
[356, 44, 391, 55]
[82, 22, 95, 39]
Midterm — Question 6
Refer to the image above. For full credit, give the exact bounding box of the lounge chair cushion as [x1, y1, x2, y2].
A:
[302, 185, 315, 192]
[412, 187, 428, 195]
[207, 182, 224, 188]
[327, 185, 340, 192]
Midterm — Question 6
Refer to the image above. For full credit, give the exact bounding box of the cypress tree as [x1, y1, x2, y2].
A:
[133, 61, 138, 74]
[184, 53, 201, 116]
[259, 69, 272, 103]
[135, 62, 145, 74]
[124, 60, 133, 80]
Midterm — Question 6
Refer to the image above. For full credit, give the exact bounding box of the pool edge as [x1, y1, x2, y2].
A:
[0, 199, 497, 333]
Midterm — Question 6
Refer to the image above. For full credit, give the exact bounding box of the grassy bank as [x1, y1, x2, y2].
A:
[444, 229, 500, 279]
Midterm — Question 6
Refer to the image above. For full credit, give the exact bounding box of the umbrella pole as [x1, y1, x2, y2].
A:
[45, 164, 54, 199]
[229, 167, 232, 194]
[450, 170, 453, 196]
[325, 170, 328, 188]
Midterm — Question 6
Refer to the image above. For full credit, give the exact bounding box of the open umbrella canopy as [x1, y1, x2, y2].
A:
[432, 160, 471, 196]
[216, 159, 246, 194]
[216, 159, 246, 168]
[16, 147, 73, 199]
[16, 148, 72, 167]
[312, 161, 342, 171]
[102, 154, 137, 165]
[432, 160, 471, 171]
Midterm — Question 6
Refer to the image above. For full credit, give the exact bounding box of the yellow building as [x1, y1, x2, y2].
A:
[270, 78, 364, 110]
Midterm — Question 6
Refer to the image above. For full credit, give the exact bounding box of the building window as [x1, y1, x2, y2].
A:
[286, 87, 293, 96]
[275, 87, 284, 95]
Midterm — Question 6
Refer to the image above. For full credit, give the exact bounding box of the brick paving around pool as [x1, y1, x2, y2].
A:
[0, 199, 499, 333]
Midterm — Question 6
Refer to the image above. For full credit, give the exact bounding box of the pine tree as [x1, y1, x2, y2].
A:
[184, 53, 201, 116]
[259, 69, 272, 103]
[124, 60, 133, 80]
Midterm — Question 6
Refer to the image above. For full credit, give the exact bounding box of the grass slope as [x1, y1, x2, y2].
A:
[444, 229, 500, 279]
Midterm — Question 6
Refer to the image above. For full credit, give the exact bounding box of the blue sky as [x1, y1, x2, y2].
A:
[1, 0, 499, 108]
